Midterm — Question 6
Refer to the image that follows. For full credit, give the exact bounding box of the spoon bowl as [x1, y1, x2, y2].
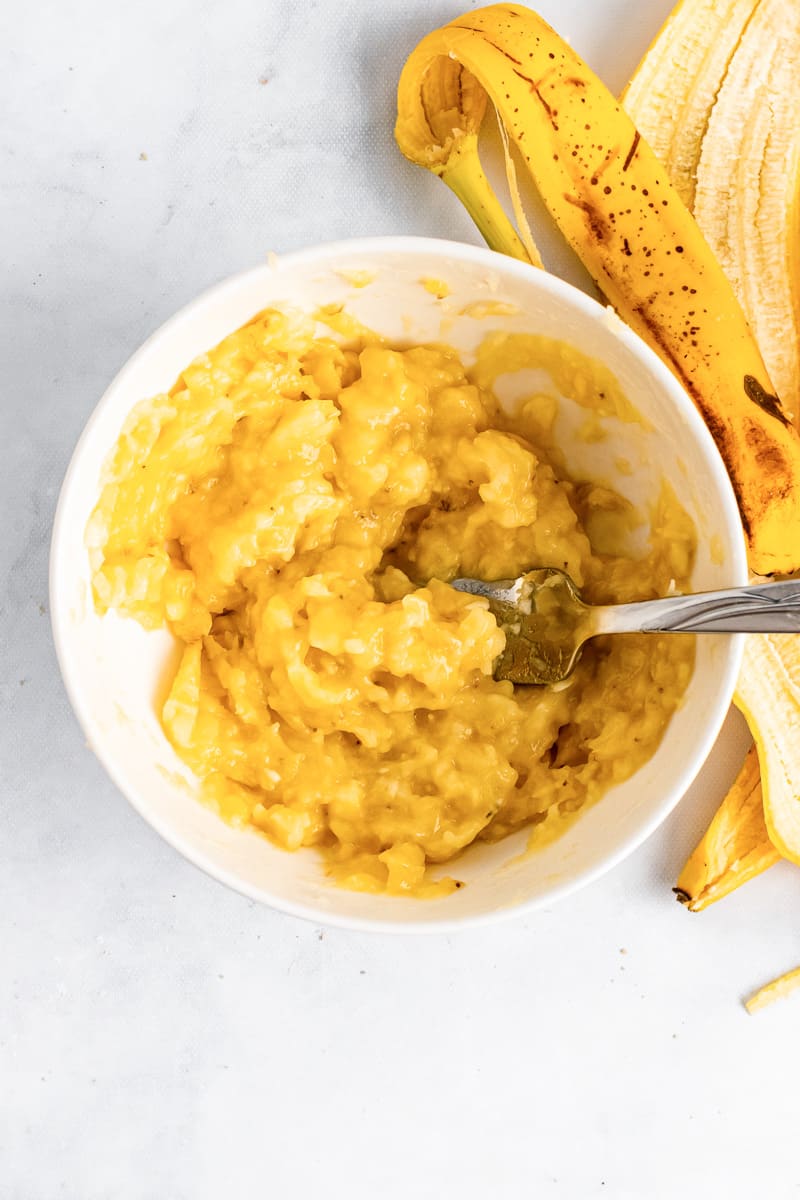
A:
[452, 569, 800, 685]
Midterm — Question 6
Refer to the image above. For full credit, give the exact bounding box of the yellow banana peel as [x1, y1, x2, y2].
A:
[395, 2, 800, 575]
[626, 0, 800, 880]
[736, 637, 800, 864]
[674, 746, 779, 910]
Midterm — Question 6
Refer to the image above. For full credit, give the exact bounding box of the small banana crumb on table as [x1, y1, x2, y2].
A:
[745, 966, 800, 1015]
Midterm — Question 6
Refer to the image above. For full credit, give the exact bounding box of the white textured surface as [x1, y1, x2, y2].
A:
[3, 0, 799, 1195]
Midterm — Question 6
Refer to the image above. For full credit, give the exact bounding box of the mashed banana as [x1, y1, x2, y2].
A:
[89, 307, 695, 896]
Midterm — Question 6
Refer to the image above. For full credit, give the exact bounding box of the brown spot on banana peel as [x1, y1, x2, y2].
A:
[593, 144, 621, 179]
[622, 130, 640, 172]
[454, 26, 523, 66]
[562, 193, 609, 243]
[744, 421, 791, 492]
[744, 375, 790, 427]
[511, 69, 555, 120]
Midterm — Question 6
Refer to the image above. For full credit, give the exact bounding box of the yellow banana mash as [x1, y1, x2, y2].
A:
[89, 306, 695, 896]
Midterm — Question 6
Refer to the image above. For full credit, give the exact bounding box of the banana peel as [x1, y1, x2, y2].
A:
[693, 0, 800, 418]
[625, 0, 800, 414]
[736, 637, 800, 864]
[674, 746, 779, 910]
[621, 0, 759, 211]
[395, 2, 800, 575]
[626, 1, 800, 878]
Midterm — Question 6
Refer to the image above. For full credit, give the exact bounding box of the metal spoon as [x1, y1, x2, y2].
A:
[451, 567, 800, 685]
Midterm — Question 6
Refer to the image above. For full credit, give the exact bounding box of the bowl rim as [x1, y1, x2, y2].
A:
[50, 234, 748, 933]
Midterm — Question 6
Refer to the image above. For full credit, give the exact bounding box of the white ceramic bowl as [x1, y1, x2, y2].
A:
[51, 236, 747, 932]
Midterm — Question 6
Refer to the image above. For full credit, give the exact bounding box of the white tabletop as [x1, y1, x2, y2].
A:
[4, 0, 800, 1195]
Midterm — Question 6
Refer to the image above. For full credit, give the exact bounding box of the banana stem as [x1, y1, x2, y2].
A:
[442, 135, 535, 265]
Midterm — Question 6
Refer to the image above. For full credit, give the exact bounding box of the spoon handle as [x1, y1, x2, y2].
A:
[596, 579, 800, 635]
